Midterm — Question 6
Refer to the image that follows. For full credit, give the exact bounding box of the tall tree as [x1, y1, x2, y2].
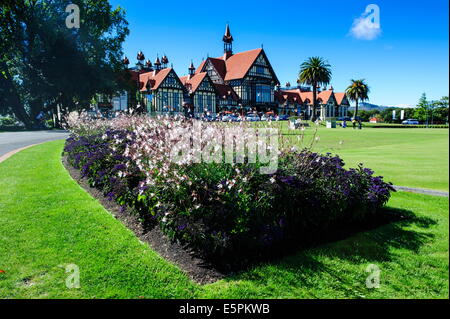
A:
[414, 93, 430, 124]
[345, 79, 370, 119]
[298, 57, 332, 121]
[0, 0, 129, 128]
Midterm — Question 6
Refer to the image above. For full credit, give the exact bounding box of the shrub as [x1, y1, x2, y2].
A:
[0, 117, 16, 126]
[64, 113, 395, 269]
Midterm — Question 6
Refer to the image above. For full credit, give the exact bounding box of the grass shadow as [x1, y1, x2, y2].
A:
[220, 206, 436, 289]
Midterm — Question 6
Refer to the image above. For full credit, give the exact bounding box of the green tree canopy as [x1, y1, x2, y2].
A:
[298, 57, 332, 121]
[0, 0, 129, 128]
[345, 79, 370, 119]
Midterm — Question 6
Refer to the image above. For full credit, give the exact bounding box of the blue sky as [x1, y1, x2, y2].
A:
[109, 0, 449, 107]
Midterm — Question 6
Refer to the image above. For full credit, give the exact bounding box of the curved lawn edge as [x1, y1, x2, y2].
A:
[61, 155, 226, 284]
[0, 140, 198, 298]
[0, 140, 448, 299]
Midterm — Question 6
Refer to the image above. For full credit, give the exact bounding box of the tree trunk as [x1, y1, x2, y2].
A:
[354, 99, 359, 119]
[10, 95, 34, 129]
[312, 83, 317, 121]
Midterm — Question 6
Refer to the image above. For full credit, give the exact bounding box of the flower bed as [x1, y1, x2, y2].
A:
[64, 113, 395, 269]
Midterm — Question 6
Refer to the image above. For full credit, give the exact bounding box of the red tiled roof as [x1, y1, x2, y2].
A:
[318, 90, 333, 104]
[282, 89, 314, 105]
[275, 90, 303, 104]
[281, 89, 342, 106]
[224, 48, 263, 81]
[139, 68, 173, 91]
[179, 72, 208, 92]
[214, 83, 239, 101]
[196, 48, 266, 82]
[196, 58, 227, 79]
[128, 70, 141, 82]
[334, 92, 348, 105]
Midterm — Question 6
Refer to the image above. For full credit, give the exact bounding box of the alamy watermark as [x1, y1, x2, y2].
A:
[65, 263, 80, 289]
[169, 122, 279, 174]
[65, 4, 80, 29]
[365, 264, 381, 288]
[350, 4, 381, 40]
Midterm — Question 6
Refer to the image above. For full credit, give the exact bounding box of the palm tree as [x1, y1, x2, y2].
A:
[298, 57, 332, 121]
[346, 79, 370, 119]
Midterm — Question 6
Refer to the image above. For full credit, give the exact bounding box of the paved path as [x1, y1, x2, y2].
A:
[0, 130, 69, 162]
[393, 186, 448, 197]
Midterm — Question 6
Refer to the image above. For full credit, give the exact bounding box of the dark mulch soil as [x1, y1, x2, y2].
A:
[62, 156, 225, 284]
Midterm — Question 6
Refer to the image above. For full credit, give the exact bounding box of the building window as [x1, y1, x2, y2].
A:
[173, 92, 179, 111]
[196, 95, 203, 113]
[166, 77, 175, 85]
[206, 94, 213, 112]
[256, 84, 271, 103]
[256, 66, 265, 74]
[162, 91, 168, 111]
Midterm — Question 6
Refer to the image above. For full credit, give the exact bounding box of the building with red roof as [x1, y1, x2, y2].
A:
[193, 24, 280, 113]
[179, 62, 218, 114]
[275, 85, 350, 119]
[110, 24, 349, 118]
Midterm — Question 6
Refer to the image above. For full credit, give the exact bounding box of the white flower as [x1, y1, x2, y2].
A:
[269, 177, 276, 183]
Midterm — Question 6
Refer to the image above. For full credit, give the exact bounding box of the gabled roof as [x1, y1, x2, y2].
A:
[334, 92, 349, 106]
[196, 58, 226, 79]
[196, 48, 279, 84]
[224, 48, 263, 81]
[139, 68, 173, 91]
[317, 90, 334, 104]
[279, 88, 348, 106]
[282, 89, 314, 105]
[179, 72, 208, 93]
[213, 83, 240, 101]
[275, 90, 303, 104]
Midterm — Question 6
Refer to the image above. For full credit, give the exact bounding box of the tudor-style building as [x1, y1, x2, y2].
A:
[138, 61, 186, 114]
[113, 25, 350, 118]
[275, 85, 350, 120]
[194, 24, 280, 112]
[179, 62, 217, 115]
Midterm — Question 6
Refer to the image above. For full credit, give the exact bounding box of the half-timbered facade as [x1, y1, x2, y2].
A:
[180, 63, 217, 115]
[194, 25, 280, 112]
[276, 86, 350, 120]
[139, 67, 186, 114]
[115, 25, 350, 118]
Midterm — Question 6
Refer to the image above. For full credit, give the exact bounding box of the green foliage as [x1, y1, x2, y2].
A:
[64, 128, 394, 269]
[0, 116, 15, 126]
[408, 94, 449, 124]
[0, 141, 448, 298]
[345, 79, 370, 118]
[0, 0, 129, 128]
[298, 57, 332, 121]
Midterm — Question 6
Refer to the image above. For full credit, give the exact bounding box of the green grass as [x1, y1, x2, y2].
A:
[263, 123, 448, 191]
[0, 140, 448, 298]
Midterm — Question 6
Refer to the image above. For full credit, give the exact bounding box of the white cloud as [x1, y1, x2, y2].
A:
[349, 5, 382, 40]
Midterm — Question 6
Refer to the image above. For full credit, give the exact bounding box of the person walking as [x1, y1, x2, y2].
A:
[36, 111, 45, 129]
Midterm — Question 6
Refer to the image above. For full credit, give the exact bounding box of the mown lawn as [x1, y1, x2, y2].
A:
[260, 123, 448, 191]
[0, 140, 448, 298]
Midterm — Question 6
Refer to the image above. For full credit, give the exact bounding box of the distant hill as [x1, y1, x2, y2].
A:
[349, 102, 412, 111]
